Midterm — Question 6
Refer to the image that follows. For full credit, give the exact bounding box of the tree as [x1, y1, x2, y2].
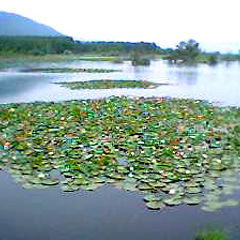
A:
[174, 39, 200, 63]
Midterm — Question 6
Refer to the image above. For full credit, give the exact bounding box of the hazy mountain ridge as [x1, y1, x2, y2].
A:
[0, 11, 63, 36]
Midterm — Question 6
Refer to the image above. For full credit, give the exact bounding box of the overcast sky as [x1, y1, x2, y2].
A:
[1, 0, 240, 52]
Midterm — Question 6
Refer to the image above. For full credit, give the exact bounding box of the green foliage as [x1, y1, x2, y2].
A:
[195, 229, 227, 240]
[0, 36, 75, 55]
[166, 39, 201, 63]
[0, 36, 164, 56]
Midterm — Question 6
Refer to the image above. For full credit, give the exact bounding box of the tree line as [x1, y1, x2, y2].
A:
[0, 36, 165, 56]
[0, 36, 239, 64]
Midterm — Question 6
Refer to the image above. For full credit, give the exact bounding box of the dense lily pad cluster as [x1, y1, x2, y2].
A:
[1, 96, 240, 212]
[21, 68, 120, 73]
[55, 80, 163, 90]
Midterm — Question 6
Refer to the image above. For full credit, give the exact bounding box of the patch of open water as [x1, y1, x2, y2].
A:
[1, 171, 240, 240]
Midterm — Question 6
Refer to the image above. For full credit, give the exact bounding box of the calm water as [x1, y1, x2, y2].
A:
[0, 60, 240, 106]
[1, 171, 240, 240]
[1, 60, 240, 240]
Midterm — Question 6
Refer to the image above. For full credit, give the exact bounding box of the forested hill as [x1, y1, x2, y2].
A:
[0, 11, 63, 37]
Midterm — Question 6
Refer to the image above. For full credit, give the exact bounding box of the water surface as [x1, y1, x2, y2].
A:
[1, 60, 240, 106]
[1, 60, 240, 240]
[1, 171, 240, 240]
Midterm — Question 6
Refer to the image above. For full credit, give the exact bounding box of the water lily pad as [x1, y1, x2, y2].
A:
[221, 199, 238, 207]
[186, 181, 200, 188]
[184, 196, 201, 205]
[106, 173, 125, 180]
[121, 181, 137, 192]
[61, 184, 79, 192]
[143, 194, 162, 202]
[163, 197, 183, 206]
[106, 179, 116, 184]
[146, 201, 165, 210]
[137, 183, 153, 191]
[201, 202, 222, 212]
[41, 179, 59, 185]
[186, 187, 202, 194]
[82, 183, 102, 191]
[151, 182, 166, 188]
[29, 178, 42, 184]
[33, 184, 49, 189]
[63, 172, 74, 178]
[22, 183, 35, 189]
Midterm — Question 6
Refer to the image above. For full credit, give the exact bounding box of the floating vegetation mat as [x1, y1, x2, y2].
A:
[21, 68, 120, 73]
[1, 96, 240, 212]
[55, 80, 164, 90]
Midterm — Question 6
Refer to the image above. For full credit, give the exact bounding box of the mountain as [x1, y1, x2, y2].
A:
[0, 11, 63, 37]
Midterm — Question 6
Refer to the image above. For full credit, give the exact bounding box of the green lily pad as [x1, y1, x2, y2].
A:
[122, 181, 137, 192]
[106, 179, 116, 184]
[29, 178, 42, 184]
[82, 183, 102, 191]
[63, 172, 74, 178]
[106, 173, 125, 180]
[186, 187, 202, 194]
[41, 179, 59, 185]
[184, 196, 201, 205]
[137, 183, 153, 191]
[151, 182, 166, 188]
[146, 201, 165, 210]
[143, 194, 162, 202]
[163, 197, 183, 206]
[61, 184, 79, 192]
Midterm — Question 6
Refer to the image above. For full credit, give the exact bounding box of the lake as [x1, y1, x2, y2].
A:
[0, 169, 240, 240]
[1, 60, 240, 106]
[1, 60, 240, 240]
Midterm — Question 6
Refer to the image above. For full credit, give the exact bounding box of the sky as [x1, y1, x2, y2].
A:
[1, 0, 240, 53]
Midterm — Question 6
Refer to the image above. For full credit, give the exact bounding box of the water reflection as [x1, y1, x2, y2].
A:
[169, 70, 198, 85]
[0, 60, 240, 106]
[0, 74, 51, 97]
[1, 169, 240, 240]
